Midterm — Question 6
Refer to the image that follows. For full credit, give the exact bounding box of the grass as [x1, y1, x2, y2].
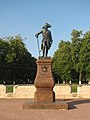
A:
[71, 84, 78, 92]
[6, 85, 13, 93]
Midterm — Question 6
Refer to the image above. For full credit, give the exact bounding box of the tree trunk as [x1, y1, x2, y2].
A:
[63, 80, 65, 84]
[88, 81, 90, 84]
[79, 72, 82, 84]
[69, 80, 71, 84]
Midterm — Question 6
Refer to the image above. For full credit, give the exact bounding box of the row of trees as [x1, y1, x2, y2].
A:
[52, 29, 90, 84]
[0, 35, 36, 84]
[0, 29, 90, 84]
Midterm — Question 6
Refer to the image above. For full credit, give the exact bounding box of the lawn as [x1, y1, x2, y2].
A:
[6, 85, 13, 93]
[71, 84, 78, 92]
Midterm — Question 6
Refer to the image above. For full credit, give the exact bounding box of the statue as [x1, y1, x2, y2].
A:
[35, 23, 53, 57]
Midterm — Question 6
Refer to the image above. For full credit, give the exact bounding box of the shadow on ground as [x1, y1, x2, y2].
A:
[67, 99, 90, 110]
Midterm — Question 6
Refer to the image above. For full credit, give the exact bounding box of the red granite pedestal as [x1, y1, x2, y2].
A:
[23, 57, 68, 110]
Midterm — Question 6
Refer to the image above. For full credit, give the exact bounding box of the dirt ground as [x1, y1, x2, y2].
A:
[0, 99, 90, 120]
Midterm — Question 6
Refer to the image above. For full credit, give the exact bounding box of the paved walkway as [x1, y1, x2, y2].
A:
[0, 99, 90, 120]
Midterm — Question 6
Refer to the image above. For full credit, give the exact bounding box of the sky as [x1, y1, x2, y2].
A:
[0, 0, 90, 58]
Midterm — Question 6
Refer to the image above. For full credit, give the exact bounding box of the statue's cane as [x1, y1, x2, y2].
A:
[36, 37, 41, 57]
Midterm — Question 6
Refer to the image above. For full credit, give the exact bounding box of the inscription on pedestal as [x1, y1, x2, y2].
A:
[41, 65, 48, 72]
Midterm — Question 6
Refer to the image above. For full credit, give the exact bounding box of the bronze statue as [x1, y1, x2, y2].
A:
[35, 23, 53, 57]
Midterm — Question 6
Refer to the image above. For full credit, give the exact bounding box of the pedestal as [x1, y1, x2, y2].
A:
[23, 57, 68, 110]
[34, 57, 55, 102]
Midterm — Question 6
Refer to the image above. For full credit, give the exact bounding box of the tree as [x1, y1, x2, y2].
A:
[71, 29, 83, 83]
[0, 35, 36, 84]
[81, 31, 90, 81]
[0, 38, 9, 64]
[0, 38, 9, 83]
[52, 40, 72, 83]
[53, 29, 90, 84]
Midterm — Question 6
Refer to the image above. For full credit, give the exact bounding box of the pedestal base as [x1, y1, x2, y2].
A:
[23, 100, 68, 110]
[34, 88, 55, 102]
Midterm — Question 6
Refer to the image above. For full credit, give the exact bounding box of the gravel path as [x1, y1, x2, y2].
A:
[0, 99, 90, 120]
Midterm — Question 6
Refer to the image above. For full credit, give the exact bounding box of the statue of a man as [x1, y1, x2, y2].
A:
[35, 23, 53, 57]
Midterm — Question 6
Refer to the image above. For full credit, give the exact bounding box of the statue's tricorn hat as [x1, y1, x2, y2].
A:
[42, 23, 51, 29]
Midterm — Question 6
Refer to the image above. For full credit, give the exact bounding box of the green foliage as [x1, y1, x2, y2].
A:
[0, 39, 9, 63]
[52, 29, 90, 83]
[5, 35, 27, 64]
[6, 85, 13, 93]
[52, 41, 72, 83]
[0, 35, 36, 84]
[71, 84, 78, 92]
[82, 31, 90, 80]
